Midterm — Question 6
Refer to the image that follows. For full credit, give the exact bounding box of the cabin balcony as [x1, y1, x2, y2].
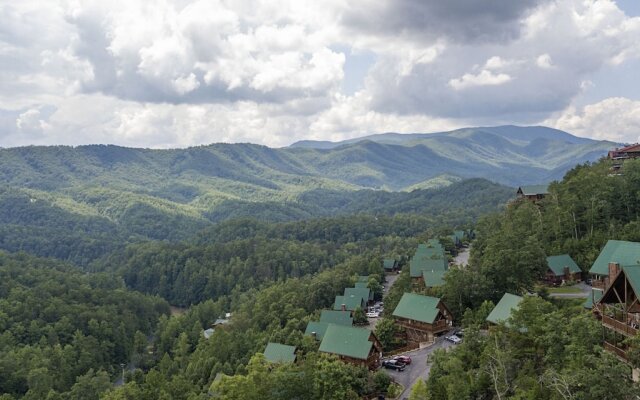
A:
[602, 315, 639, 337]
[396, 318, 449, 334]
[604, 341, 629, 362]
[591, 280, 606, 290]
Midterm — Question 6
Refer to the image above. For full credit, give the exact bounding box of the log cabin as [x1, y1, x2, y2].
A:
[392, 293, 453, 343]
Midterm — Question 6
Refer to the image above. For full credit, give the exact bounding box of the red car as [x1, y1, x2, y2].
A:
[393, 355, 412, 365]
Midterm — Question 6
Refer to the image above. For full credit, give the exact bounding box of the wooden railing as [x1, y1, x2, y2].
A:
[591, 280, 606, 289]
[397, 319, 449, 333]
[602, 315, 639, 336]
[604, 341, 628, 361]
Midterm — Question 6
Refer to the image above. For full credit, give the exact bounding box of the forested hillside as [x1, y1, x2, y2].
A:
[0, 252, 169, 400]
[406, 158, 640, 399]
[0, 179, 512, 266]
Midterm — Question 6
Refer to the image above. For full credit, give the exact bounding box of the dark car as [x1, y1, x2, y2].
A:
[393, 355, 412, 365]
[382, 360, 406, 371]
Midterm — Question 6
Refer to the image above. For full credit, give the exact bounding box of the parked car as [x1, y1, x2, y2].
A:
[382, 360, 406, 371]
[453, 328, 464, 337]
[446, 335, 462, 344]
[393, 355, 412, 365]
[366, 312, 380, 318]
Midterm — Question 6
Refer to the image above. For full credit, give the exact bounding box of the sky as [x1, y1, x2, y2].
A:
[0, 0, 639, 148]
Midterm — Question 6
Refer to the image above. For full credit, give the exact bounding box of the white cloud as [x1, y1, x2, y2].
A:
[547, 97, 640, 143]
[0, 0, 639, 148]
[449, 70, 512, 90]
[536, 53, 554, 68]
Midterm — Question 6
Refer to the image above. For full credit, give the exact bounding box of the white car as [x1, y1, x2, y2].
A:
[366, 312, 380, 318]
[445, 335, 462, 344]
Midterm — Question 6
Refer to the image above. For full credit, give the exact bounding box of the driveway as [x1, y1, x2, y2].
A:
[383, 336, 454, 398]
[454, 245, 471, 267]
[548, 281, 591, 298]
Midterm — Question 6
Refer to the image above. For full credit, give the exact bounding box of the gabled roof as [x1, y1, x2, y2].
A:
[333, 295, 364, 311]
[583, 289, 604, 309]
[517, 184, 549, 196]
[422, 270, 446, 288]
[383, 259, 396, 270]
[546, 254, 581, 276]
[344, 287, 372, 303]
[319, 325, 374, 360]
[589, 240, 640, 275]
[618, 144, 640, 153]
[305, 321, 329, 340]
[320, 310, 353, 326]
[454, 231, 465, 240]
[410, 257, 447, 277]
[392, 293, 442, 324]
[263, 342, 296, 363]
[354, 282, 368, 288]
[486, 293, 523, 325]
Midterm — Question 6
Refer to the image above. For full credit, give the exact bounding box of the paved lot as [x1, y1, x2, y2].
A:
[383, 336, 455, 398]
[365, 273, 399, 331]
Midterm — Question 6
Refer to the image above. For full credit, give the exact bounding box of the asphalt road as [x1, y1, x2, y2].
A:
[383, 336, 455, 398]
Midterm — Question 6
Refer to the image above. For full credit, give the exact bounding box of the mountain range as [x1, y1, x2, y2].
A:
[0, 124, 615, 264]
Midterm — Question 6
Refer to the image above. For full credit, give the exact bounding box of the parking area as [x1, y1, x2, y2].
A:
[382, 334, 456, 398]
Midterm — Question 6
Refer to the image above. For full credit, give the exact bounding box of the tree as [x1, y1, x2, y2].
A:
[353, 307, 368, 325]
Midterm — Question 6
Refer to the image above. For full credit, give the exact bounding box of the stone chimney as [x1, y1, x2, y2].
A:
[341, 303, 346, 311]
[608, 262, 621, 286]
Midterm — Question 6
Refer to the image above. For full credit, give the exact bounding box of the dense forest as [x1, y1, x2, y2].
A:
[0, 178, 511, 266]
[4, 152, 640, 399]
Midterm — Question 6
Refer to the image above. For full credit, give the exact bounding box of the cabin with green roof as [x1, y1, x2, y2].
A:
[318, 324, 382, 370]
[263, 342, 297, 363]
[383, 258, 399, 272]
[305, 321, 329, 340]
[595, 264, 640, 364]
[589, 240, 640, 290]
[486, 293, 523, 326]
[333, 295, 365, 312]
[320, 310, 353, 326]
[516, 184, 549, 202]
[545, 254, 582, 284]
[354, 282, 368, 289]
[344, 287, 373, 304]
[392, 293, 452, 343]
[422, 270, 446, 288]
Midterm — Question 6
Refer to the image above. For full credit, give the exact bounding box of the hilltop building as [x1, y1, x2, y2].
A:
[516, 184, 549, 202]
[392, 293, 452, 343]
[545, 254, 582, 285]
[608, 144, 640, 175]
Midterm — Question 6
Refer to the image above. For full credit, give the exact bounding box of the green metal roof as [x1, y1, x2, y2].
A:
[583, 289, 604, 309]
[344, 287, 372, 303]
[518, 184, 549, 195]
[263, 343, 296, 363]
[589, 240, 640, 275]
[423, 270, 446, 287]
[392, 293, 441, 324]
[354, 282, 368, 288]
[305, 321, 329, 340]
[319, 324, 374, 360]
[357, 275, 369, 283]
[320, 310, 353, 326]
[622, 265, 640, 296]
[383, 259, 396, 270]
[410, 257, 448, 277]
[546, 254, 581, 276]
[333, 295, 364, 311]
[486, 293, 523, 325]
[454, 231, 465, 240]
